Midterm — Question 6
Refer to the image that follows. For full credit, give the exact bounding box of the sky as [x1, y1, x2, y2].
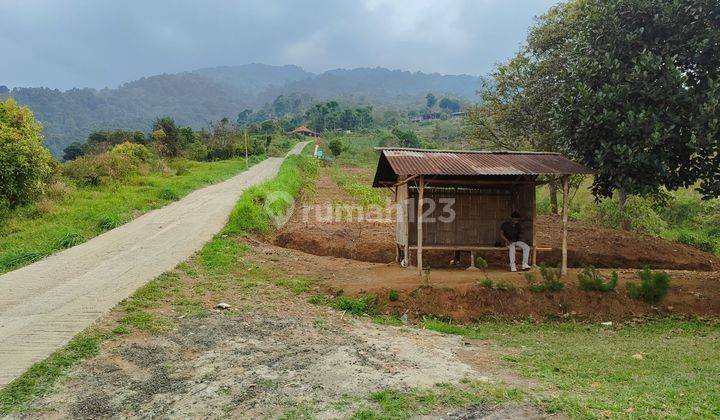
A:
[0, 0, 559, 90]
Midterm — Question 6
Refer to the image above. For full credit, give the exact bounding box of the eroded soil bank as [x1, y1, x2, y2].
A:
[257, 241, 720, 322]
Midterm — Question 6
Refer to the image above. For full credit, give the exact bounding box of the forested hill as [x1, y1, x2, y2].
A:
[0, 64, 480, 156]
[257, 67, 479, 104]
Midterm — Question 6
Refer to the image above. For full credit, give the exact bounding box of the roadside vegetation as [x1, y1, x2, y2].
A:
[0, 98, 299, 273]
[0, 152, 317, 415]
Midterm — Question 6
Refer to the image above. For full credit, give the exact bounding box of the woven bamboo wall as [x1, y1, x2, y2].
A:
[404, 185, 535, 246]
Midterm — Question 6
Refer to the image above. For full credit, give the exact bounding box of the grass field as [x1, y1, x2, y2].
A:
[422, 318, 720, 418]
[0, 155, 265, 274]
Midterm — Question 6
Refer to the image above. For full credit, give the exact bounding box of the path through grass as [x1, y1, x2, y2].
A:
[0, 156, 265, 273]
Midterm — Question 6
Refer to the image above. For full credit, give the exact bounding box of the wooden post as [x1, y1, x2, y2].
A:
[467, 250, 478, 271]
[561, 175, 569, 276]
[532, 183, 537, 266]
[417, 176, 424, 275]
[403, 184, 410, 267]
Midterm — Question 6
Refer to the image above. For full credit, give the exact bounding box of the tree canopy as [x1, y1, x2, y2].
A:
[468, 0, 720, 199]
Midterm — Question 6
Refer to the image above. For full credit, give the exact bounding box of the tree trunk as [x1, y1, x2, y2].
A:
[619, 188, 630, 230]
[548, 178, 559, 215]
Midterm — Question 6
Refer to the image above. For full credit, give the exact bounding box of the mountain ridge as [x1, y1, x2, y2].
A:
[0, 63, 480, 156]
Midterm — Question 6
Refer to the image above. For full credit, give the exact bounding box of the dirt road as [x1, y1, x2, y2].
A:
[0, 142, 307, 388]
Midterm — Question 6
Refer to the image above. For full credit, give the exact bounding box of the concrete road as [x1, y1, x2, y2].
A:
[0, 142, 307, 388]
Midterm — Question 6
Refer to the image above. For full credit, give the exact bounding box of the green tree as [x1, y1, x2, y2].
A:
[438, 97, 461, 113]
[472, 0, 720, 214]
[237, 109, 253, 125]
[152, 117, 180, 157]
[426, 93, 437, 109]
[391, 127, 422, 148]
[536, 1, 718, 200]
[328, 139, 343, 157]
[0, 99, 54, 209]
[62, 141, 86, 161]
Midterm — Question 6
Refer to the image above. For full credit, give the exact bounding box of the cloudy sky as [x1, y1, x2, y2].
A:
[0, 0, 559, 90]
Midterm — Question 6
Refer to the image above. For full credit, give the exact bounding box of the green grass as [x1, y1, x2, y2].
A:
[330, 166, 387, 208]
[223, 154, 319, 235]
[331, 295, 378, 316]
[351, 382, 523, 419]
[330, 133, 384, 168]
[0, 155, 266, 273]
[422, 318, 720, 418]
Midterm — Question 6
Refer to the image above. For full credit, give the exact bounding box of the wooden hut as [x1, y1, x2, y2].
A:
[291, 126, 320, 137]
[372, 148, 593, 274]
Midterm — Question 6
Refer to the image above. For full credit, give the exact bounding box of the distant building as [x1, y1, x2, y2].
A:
[451, 111, 467, 119]
[291, 126, 320, 137]
[408, 113, 441, 123]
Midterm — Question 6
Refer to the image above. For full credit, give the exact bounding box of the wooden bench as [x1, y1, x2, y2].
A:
[401, 244, 553, 269]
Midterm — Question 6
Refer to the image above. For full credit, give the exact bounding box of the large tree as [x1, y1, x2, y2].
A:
[471, 0, 720, 205]
[426, 93, 437, 109]
[554, 0, 719, 200]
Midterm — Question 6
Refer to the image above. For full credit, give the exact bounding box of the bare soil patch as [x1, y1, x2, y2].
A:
[275, 167, 720, 271]
[24, 310, 540, 419]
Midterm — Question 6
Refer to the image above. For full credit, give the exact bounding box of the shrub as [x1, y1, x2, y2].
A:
[577, 266, 618, 292]
[44, 179, 74, 200]
[526, 264, 564, 292]
[627, 268, 670, 304]
[168, 159, 190, 176]
[495, 280, 515, 291]
[333, 295, 377, 315]
[0, 98, 54, 208]
[0, 248, 43, 269]
[479, 278, 493, 288]
[62, 153, 137, 185]
[110, 142, 153, 164]
[594, 195, 667, 235]
[185, 142, 209, 161]
[388, 289, 400, 301]
[328, 139, 344, 157]
[665, 229, 718, 254]
[97, 214, 121, 231]
[158, 188, 179, 201]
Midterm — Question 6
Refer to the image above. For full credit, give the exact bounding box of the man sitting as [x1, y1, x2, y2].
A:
[500, 211, 531, 272]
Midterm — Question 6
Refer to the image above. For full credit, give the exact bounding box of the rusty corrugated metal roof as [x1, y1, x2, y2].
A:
[377, 148, 593, 177]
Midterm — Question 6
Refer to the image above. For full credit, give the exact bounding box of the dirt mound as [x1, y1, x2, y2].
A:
[275, 168, 720, 271]
[275, 221, 394, 263]
[536, 215, 720, 271]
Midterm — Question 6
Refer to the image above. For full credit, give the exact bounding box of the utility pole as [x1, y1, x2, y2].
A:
[244, 129, 249, 169]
